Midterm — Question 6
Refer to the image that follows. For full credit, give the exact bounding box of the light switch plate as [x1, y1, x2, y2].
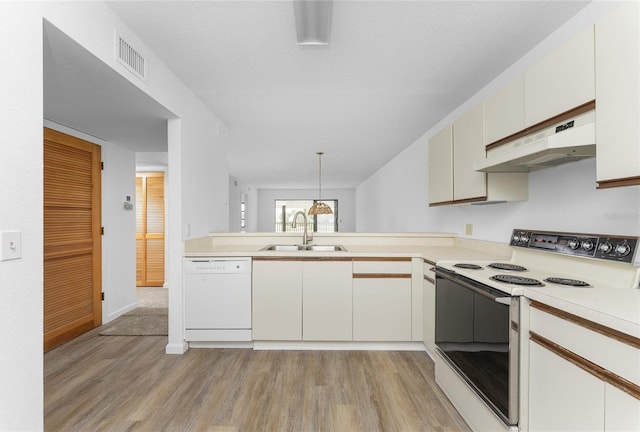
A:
[0, 231, 22, 261]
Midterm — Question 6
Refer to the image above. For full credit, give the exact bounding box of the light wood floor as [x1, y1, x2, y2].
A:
[44, 330, 470, 432]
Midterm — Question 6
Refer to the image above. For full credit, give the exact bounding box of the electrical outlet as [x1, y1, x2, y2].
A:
[465, 224, 473, 235]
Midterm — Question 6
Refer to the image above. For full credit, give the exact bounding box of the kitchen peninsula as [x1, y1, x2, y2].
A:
[184, 232, 512, 350]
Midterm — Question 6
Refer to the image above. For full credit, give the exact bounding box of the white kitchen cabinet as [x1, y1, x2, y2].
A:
[484, 75, 525, 145]
[352, 259, 412, 341]
[429, 104, 528, 206]
[428, 124, 453, 205]
[525, 26, 595, 126]
[302, 260, 352, 341]
[422, 261, 436, 350]
[529, 341, 605, 431]
[595, 2, 640, 188]
[353, 277, 411, 341]
[252, 260, 302, 340]
[527, 302, 640, 431]
[605, 384, 640, 431]
[453, 103, 487, 201]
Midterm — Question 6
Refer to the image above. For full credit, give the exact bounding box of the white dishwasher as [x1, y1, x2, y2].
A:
[184, 257, 252, 343]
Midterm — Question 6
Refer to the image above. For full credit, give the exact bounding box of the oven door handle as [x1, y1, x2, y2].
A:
[436, 268, 508, 302]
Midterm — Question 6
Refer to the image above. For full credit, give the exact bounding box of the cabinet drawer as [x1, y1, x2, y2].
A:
[530, 304, 640, 385]
[353, 259, 412, 275]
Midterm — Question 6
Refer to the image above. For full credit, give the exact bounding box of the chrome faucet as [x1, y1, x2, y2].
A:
[291, 211, 312, 245]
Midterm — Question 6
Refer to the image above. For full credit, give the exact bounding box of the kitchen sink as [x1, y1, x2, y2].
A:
[261, 244, 306, 251]
[306, 245, 346, 252]
[261, 244, 347, 252]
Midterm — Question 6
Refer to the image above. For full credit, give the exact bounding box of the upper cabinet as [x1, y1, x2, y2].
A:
[427, 125, 453, 205]
[484, 76, 525, 145]
[595, 2, 640, 188]
[453, 104, 487, 201]
[525, 26, 595, 126]
[428, 104, 528, 206]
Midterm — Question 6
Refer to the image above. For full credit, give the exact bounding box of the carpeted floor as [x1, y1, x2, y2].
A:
[100, 307, 168, 336]
[99, 287, 168, 336]
[137, 286, 168, 308]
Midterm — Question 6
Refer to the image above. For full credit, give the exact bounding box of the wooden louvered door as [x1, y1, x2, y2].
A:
[43, 127, 102, 352]
[136, 172, 165, 287]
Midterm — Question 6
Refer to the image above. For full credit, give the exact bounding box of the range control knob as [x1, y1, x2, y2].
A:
[568, 239, 580, 250]
[520, 234, 530, 244]
[512, 234, 520, 243]
[581, 240, 594, 251]
[599, 241, 613, 254]
[615, 244, 631, 257]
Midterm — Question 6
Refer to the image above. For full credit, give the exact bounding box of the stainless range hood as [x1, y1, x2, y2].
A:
[474, 110, 595, 173]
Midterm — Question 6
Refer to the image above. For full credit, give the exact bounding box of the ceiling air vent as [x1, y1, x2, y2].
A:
[115, 33, 147, 83]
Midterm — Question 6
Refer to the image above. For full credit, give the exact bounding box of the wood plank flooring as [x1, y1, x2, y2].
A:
[44, 330, 470, 432]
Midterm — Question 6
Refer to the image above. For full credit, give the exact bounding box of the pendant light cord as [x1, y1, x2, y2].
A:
[317, 152, 323, 200]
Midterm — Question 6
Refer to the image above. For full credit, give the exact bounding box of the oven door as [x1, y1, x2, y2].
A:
[435, 267, 519, 426]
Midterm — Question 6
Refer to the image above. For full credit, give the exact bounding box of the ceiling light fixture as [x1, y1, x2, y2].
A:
[308, 152, 333, 215]
[293, 0, 333, 46]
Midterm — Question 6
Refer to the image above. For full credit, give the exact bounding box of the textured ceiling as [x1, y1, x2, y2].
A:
[102, 0, 590, 188]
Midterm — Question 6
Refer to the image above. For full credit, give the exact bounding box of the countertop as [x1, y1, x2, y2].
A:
[525, 285, 640, 339]
[183, 244, 513, 263]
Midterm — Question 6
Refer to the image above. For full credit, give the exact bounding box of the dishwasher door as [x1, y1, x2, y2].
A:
[184, 258, 252, 341]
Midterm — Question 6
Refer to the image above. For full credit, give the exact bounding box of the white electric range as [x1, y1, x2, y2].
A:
[437, 229, 640, 296]
[433, 229, 640, 430]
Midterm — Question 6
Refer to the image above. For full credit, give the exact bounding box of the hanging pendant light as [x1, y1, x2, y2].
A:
[308, 152, 333, 215]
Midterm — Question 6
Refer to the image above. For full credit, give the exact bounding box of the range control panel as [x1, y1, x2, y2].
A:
[510, 229, 639, 264]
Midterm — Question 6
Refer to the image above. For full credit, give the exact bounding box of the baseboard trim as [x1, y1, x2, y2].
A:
[252, 341, 426, 351]
[189, 341, 254, 349]
[165, 341, 188, 355]
[104, 301, 138, 324]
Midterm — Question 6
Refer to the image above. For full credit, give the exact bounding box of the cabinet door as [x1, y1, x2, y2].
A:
[525, 26, 595, 126]
[353, 277, 412, 341]
[422, 274, 435, 349]
[605, 383, 640, 431]
[528, 342, 605, 431]
[302, 261, 352, 341]
[483, 76, 525, 145]
[252, 260, 302, 340]
[453, 103, 487, 201]
[428, 125, 453, 205]
[595, 2, 640, 186]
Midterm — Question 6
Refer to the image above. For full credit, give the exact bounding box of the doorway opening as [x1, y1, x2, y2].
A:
[135, 172, 166, 288]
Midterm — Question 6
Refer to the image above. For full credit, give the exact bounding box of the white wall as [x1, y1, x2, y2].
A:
[101, 140, 138, 320]
[356, 1, 640, 242]
[1, 2, 230, 428]
[258, 188, 356, 232]
[229, 175, 258, 233]
[0, 4, 44, 430]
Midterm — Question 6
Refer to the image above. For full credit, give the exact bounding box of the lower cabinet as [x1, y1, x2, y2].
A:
[353, 277, 411, 341]
[529, 342, 605, 431]
[252, 260, 302, 340]
[252, 258, 353, 341]
[422, 261, 436, 349]
[302, 260, 352, 341]
[352, 258, 413, 341]
[527, 301, 640, 431]
[253, 257, 417, 343]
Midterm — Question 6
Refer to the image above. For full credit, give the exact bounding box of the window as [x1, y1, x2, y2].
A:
[275, 199, 338, 233]
[240, 199, 246, 232]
